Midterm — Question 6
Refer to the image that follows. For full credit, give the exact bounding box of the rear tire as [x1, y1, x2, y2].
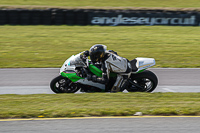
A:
[50, 75, 80, 93]
[127, 70, 158, 92]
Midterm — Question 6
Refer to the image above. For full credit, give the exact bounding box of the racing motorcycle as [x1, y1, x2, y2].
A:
[50, 52, 158, 93]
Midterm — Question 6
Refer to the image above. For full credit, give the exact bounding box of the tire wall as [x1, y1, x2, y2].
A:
[0, 9, 200, 26]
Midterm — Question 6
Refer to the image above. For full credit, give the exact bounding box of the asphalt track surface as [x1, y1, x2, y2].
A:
[1, 116, 200, 133]
[1, 68, 200, 133]
[0, 68, 200, 94]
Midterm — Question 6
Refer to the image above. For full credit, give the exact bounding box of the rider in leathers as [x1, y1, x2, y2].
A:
[82, 44, 132, 92]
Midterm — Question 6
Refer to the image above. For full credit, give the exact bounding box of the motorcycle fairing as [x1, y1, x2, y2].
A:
[61, 70, 84, 82]
[60, 54, 155, 84]
[77, 79, 105, 90]
[88, 64, 102, 77]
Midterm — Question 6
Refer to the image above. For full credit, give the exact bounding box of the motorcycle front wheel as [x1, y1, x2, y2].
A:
[127, 70, 158, 92]
[50, 75, 80, 93]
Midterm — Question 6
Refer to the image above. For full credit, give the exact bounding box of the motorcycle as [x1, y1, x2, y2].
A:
[50, 52, 158, 93]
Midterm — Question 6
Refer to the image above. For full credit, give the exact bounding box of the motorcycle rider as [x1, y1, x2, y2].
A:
[81, 44, 132, 92]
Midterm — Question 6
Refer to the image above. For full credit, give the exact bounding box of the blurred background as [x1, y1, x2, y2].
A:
[0, 0, 200, 68]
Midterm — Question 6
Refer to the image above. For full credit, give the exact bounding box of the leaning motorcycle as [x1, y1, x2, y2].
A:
[50, 52, 158, 93]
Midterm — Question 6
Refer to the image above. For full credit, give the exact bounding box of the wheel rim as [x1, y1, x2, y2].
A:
[54, 78, 79, 93]
[130, 78, 154, 92]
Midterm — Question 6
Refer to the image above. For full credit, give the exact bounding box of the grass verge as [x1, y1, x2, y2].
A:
[0, 26, 200, 68]
[0, 93, 200, 118]
[1, 0, 200, 8]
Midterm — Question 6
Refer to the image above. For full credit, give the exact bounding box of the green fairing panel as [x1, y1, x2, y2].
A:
[89, 64, 117, 77]
[89, 64, 102, 77]
[61, 72, 83, 82]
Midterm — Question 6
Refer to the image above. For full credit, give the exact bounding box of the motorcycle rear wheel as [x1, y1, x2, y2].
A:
[50, 75, 80, 93]
[127, 70, 158, 92]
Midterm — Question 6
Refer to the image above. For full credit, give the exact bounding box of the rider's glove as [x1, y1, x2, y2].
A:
[83, 50, 89, 57]
[80, 50, 89, 63]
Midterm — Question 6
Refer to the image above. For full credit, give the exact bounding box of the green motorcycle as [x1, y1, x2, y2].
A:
[50, 52, 158, 93]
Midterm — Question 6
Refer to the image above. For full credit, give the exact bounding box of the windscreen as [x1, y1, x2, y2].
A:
[68, 53, 85, 67]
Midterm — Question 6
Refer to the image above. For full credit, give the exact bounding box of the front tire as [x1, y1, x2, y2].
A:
[50, 75, 80, 93]
[127, 70, 158, 92]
